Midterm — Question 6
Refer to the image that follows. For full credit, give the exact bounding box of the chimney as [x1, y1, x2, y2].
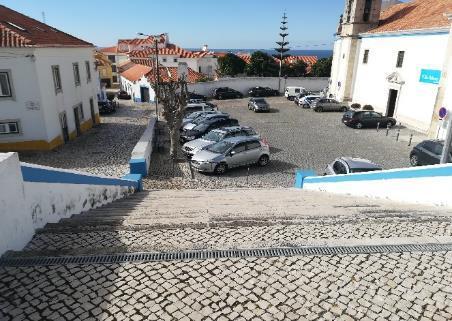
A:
[202, 44, 208, 52]
[178, 62, 189, 80]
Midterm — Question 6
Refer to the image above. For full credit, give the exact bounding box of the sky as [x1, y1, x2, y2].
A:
[2, 0, 356, 50]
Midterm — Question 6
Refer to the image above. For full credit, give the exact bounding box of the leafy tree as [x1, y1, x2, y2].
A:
[281, 60, 308, 77]
[245, 51, 279, 77]
[217, 53, 246, 77]
[310, 57, 333, 77]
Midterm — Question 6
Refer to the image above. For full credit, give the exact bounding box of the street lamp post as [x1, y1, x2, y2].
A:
[138, 32, 161, 121]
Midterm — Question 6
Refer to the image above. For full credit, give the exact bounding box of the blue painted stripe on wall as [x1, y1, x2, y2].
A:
[21, 165, 138, 189]
[361, 30, 449, 39]
[304, 165, 452, 185]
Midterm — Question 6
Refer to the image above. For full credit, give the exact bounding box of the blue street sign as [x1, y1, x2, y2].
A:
[439, 107, 447, 119]
[419, 69, 441, 84]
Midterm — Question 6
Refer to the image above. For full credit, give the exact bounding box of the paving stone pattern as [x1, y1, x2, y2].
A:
[24, 217, 452, 254]
[1, 252, 452, 321]
[19, 101, 151, 177]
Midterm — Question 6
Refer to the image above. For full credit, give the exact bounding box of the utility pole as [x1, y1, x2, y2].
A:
[275, 13, 290, 94]
[441, 114, 452, 164]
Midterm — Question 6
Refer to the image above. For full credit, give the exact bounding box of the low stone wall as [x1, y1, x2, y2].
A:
[295, 164, 452, 208]
[129, 117, 156, 176]
[188, 77, 329, 97]
[0, 152, 141, 256]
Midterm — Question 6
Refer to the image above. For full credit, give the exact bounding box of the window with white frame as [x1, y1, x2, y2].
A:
[0, 71, 12, 98]
[85, 61, 91, 82]
[0, 121, 20, 134]
[73, 63, 81, 86]
[52, 65, 62, 93]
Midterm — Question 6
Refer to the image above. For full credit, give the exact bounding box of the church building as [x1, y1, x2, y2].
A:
[329, 0, 452, 138]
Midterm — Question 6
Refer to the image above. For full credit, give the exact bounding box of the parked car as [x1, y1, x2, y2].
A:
[191, 136, 270, 174]
[117, 90, 131, 100]
[324, 157, 382, 175]
[296, 95, 321, 108]
[342, 110, 396, 129]
[182, 111, 222, 127]
[409, 140, 452, 166]
[212, 87, 243, 100]
[188, 92, 207, 101]
[284, 86, 306, 100]
[311, 98, 348, 112]
[187, 98, 205, 104]
[180, 118, 239, 143]
[248, 86, 279, 97]
[98, 100, 117, 114]
[182, 126, 259, 158]
[182, 113, 229, 131]
[248, 98, 270, 112]
[184, 103, 216, 116]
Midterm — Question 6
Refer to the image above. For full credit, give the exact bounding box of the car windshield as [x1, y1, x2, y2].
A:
[193, 123, 209, 132]
[192, 115, 212, 124]
[206, 141, 234, 154]
[255, 98, 266, 104]
[202, 131, 224, 142]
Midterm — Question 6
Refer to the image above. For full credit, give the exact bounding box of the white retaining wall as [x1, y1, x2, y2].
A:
[188, 77, 329, 96]
[129, 117, 156, 175]
[0, 153, 135, 256]
[0, 153, 34, 256]
[300, 164, 452, 208]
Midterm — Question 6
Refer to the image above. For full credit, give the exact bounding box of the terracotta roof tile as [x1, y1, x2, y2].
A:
[369, 0, 452, 34]
[0, 4, 92, 48]
[120, 63, 152, 82]
[100, 46, 118, 53]
[146, 66, 204, 84]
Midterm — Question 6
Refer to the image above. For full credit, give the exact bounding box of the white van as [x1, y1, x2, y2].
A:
[285, 86, 306, 100]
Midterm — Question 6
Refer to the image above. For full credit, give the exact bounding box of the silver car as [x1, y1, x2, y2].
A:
[324, 157, 382, 175]
[311, 98, 348, 112]
[248, 98, 270, 112]
[191, 136, 270, 174]
[182, 126, 259, 158]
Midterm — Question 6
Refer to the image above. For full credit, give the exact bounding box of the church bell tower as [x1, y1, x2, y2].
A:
[330, 0, 382, 102]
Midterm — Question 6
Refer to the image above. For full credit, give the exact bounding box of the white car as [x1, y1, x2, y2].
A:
[284, 86, 306, 100]
[298, 95, 321, 108]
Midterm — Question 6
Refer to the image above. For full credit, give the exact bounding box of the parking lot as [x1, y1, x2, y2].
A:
[185, 96, 423, 187]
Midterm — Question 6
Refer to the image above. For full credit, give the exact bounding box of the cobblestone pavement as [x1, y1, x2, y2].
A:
[19, 101, 151, 177]
[2, 190, 452, 320]
[174, 96, 426, 187]
[1, 252, 452, 321]
[23, 216, 452, 254]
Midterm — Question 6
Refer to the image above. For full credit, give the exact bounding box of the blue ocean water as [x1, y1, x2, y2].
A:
[208, 49, 333, 58]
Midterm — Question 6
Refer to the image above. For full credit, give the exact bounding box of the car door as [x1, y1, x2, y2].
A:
[227, 142, 248, 167]
[245, 140, 262, 165]
[419, 141, 441, 165]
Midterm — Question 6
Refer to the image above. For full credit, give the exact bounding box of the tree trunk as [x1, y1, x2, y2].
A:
[169, 128, 180, 160]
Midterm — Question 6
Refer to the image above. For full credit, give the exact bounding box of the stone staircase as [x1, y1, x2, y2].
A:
[6, 188, 452, 259]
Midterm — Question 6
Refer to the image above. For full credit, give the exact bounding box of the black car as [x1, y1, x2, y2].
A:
[180, 118, 239, 142]
[410, 140, 452, 166]
[342, 111, 396, 129]
[117, 90, 131, 100]
[248, 87, 279, 97]
[98, 100, 117, 114]
[212, 87, 243, 100]
[188, 92, 207, 101]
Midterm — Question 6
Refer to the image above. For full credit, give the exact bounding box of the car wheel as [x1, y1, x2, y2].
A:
[355, 122, 363, 129]
[341, 106, 348, 112]
[410, 154, 419, 166]
[214, 163, 227, 174]
[387, 121, 395, 128]
[218, 95, 223, 100]
[258, 155, 270, 167]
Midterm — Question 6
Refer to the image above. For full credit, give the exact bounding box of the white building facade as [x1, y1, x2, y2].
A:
[0, 5, 100, 151]
[329, 0, 452, 137]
